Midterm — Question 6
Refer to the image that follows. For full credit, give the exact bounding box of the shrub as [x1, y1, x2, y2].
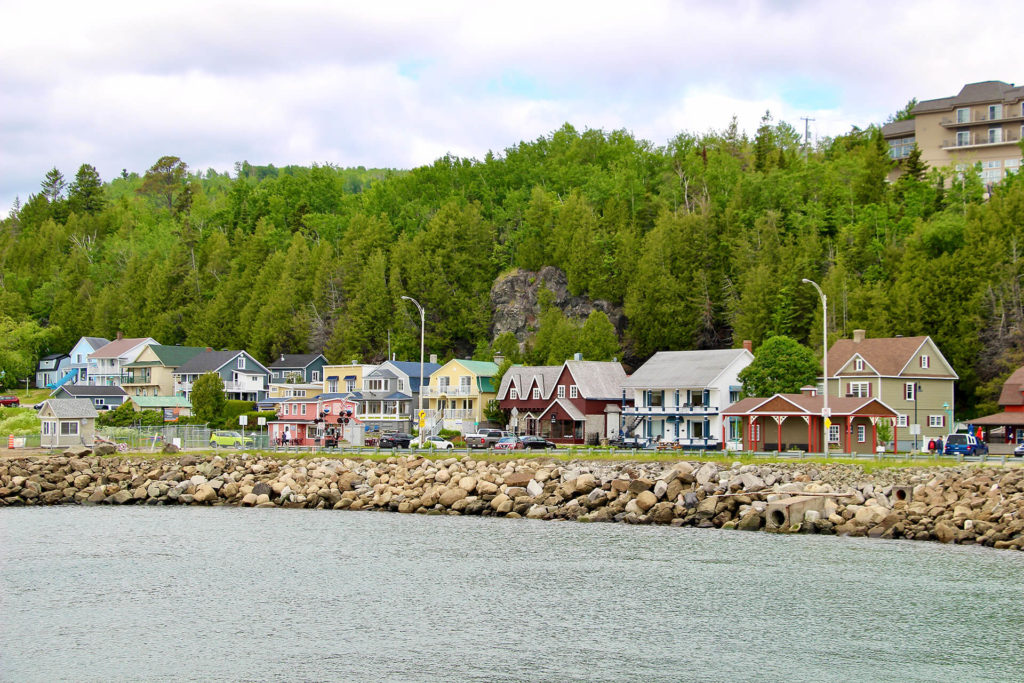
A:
[0, 407, 40, 436]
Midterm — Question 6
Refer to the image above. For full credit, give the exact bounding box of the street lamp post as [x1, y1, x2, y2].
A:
[802, 279, 829, 453]
[401, 296, 425, 444]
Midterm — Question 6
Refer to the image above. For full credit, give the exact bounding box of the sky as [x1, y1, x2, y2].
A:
[3, 0, 1024, 215]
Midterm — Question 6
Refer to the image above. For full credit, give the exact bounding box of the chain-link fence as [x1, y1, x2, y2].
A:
[95, 426, 272, 452]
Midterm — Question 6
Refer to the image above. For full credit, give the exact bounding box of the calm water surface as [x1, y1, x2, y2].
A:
[2, 507, 1024, 682]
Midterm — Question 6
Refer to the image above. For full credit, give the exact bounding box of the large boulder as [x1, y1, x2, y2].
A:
[439, 487, 469, 507]
[635, 490, 657, 512]
[194, 484, 217, 503]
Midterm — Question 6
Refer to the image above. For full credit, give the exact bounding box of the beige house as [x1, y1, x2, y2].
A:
[123, 345, 207, 397]
[826, 330, 957, 450]
[322, 363, 377, 394]
[883, 81, 1024, 187]
[39, 399, 98, 449]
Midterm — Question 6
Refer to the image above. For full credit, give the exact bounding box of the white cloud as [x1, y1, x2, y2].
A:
[3, 0, 1024, 215]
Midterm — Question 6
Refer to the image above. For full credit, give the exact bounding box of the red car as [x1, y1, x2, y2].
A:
[493, 436, 524, 450]
[0, 395, 20, 407]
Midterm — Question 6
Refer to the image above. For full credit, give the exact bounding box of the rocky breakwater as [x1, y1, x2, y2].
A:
[2, 452, 1023, 550]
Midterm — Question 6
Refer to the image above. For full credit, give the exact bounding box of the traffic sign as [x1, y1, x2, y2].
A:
[238, 415, 248, 426]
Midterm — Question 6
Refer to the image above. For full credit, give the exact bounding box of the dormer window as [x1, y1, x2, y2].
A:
[510, 388, 518, 400]
[532, 388, 540, 400]
[570, 385, 579, 399]
[920, 355, 930, 369]
[557, 385, 565, 399]
[854, 358, 864, 371]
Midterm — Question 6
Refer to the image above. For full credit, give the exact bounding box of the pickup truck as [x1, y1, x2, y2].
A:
[465, 429, 511, 449]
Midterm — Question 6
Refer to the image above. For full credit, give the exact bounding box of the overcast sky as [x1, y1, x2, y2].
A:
[3, 0, 1024, 215]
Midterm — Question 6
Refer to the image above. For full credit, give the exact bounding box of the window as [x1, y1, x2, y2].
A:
[828, 425, 841, 444]
[928, 415, 945, 428]
[1007, 158, 1020, 175]
[273, 371, 280, 379]
[42, 421, 51, 435]
[847, 382, 870, 398]
[570, 385, 579, 399]
[459, 376, 471, 389]
[509, 387, 518, 400]
[312, 371, 320, 382]
[854, 358, 864, 371]
[532, 388, 540, 400]
[729, 389, 740, 403]
[94, 399, 106, 406]
[751, 422, 760, 442]
[327, 379, 338, 393]
[60, 421, 79, 436]
[956, 130, 970, 146]
[345, 379, 355, 392]
[857, 425, 866, 443]
[650, 390, 664, 407]
[301, 404, 306, 415]
[896, 415, 909, 428]
[989, 104, 1002, 120]
[888, 136, 914, 159]
[920, 355, 930, 369]
[956, 107, 970, 124]
[397, 379, 404, 392]
[237, 356, 245, 369]
[557, 385, 565, 399]
[905, 383, 916, 400]
[989, 127, 1003, 144]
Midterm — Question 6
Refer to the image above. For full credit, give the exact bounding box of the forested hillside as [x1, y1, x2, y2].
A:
[2, 117, 1024, 417]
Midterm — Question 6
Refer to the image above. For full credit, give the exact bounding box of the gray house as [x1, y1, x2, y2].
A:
[51, 384, 128, 410]
[39, 399, 98, 449]
[173, 350, 271, 402]
[267, 353, 329, 385]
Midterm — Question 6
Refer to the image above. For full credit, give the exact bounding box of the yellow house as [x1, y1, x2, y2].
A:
[322, 363, 377, 395]
[422, 359, 498, 434]
[122, 345, 207, 397]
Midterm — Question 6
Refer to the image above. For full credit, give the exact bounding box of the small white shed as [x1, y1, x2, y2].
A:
[39, 399, 99, 449]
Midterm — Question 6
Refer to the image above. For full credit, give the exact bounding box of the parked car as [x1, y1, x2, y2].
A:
[519, 435, 557, 450]
[493, 436, 524, 450]
[1014, 442, 1024, 457]
[422, 435, 454, 450]
[0, 395, 21, 407]
[379, 432, 414, 449]
[465, 428, 511, 449]
[209, 430, 254, 448]
[943, 433, 988, 457]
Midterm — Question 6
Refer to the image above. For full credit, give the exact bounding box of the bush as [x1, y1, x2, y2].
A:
[0, 407, 40, 436]
[438, 429, 461, 439]
[97, 402, 164, 427]
[211, 400, 258, 429]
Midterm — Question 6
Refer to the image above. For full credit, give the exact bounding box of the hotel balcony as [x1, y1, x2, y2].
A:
[623, 404, 720, 417]
[421, 385, 474, 398]
[941, 131, 1021, 150]
[939, 111, 1024, 128]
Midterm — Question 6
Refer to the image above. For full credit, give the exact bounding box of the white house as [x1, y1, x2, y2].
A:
[621, 348, 754, 449]
[87, 335, 158, 386]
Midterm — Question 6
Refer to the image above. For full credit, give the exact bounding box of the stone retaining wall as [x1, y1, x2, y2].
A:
[2, 451, 1022, 551]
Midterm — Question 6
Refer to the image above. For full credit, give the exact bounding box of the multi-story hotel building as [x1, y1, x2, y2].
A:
[882, 81, 1023, 187]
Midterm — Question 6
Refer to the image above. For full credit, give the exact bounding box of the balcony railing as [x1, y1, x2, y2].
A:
[422, 385, 474, 398]
[623, 404, 719, 416]
[224, 381, 265, 394]
[940, 111, 1024, 127]
[942, 131, 1020, 149]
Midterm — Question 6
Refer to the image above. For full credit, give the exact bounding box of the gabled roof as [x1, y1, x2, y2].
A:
[381, 360, 442, 392]
[145, 345, 208, 367]
[40, 352, 68, 361]
[41, 398, 98, 419]
[77, 337, 110, 351]
[997, 367, 1024, 407]
[539, 397, 585, 422]
[268, 353, 327, 369]
[89, 338, 156, 359]
[623, 349, 752, 389]
[827, 335, 957, 379]
[498, 365, 561, 400]
[881, 118, 916, 138]
[452, 359, 499, 376]
[913, 81, 1024, 114]
[564, 360, 628, 400]
[53, 385, 127, 398]
[723, 394, 898, 418]
[174, 350, 269, 375]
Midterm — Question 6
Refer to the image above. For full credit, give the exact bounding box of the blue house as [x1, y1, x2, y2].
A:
[51, 384, 128, 410]
[173, 350, 271, 402]
[36, 352, 71, 389]
[65, 336, 110, 387]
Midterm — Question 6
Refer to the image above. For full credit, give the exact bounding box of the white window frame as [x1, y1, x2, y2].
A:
[509, 388, 518, 400]
[956, 107, 970, 124]
[828, 425, 841, 444]
[989, 104, 1002, 120]
[459, 376, 471, 389]
[532, 388, 540, 400]
[857, 425, 866, 443]
[989, 127, 1003, 144]
[312, 371, 320, 382]
[896, 415, 909, 428]
[928, 415, 945, 428]
[854, 358, 864, 371]
[301, 404, 306, 415]
[237, 356, 245, 370]
[905, 383, 916, 400]
[920, 355, 930, 369]
[956, 130, 970, 146]
[570, 385, 579, 399]
[557, 385, 565, 399]
[60, 421, 79, 436]
[848, 382, 870, 398]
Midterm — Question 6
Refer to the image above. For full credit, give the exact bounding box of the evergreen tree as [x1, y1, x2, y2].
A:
[68, 164, 106, 214]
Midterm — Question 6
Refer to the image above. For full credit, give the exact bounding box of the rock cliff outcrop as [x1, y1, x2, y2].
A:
[489, 266, 624, 343]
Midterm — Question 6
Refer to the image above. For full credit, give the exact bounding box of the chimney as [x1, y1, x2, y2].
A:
[742, 340, 753, 353]
[494, 353, 505, 365]
[280, 353, 285, 362]
[853, 329, 866, 343]
[801, 385, 817, 396]
[573, 352, 582, 361]
[116, 331, 123, 341]
[205, 347, 212, 352]
[430, 354, 438, 364]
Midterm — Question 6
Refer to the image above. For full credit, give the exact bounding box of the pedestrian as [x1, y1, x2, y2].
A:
[283, 427, 290, 446]
[927, 438, 936, 453]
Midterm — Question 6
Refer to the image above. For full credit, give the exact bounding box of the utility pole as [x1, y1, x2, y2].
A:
[800, 117, 815, 159]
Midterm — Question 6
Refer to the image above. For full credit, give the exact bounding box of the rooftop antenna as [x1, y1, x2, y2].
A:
[800, 117, 815, 158]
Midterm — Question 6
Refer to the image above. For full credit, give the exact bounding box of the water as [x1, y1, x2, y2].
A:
[2, 508, 1024, 682]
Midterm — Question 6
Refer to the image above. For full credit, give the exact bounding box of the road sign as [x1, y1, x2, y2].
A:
[909, 424, 920, 435]
[257, 417, 266, 426]
[824, 418, 831, 430]
[238, 415, 248, 426]
[419, 410, 426, 420]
